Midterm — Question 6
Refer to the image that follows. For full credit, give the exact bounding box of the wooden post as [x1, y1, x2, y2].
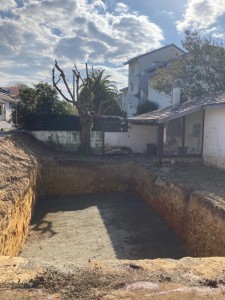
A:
[102, 130, 105, 155]
[200, 110, 205, 156]
[157, 124, 164, 162]
[181, 116, 186, 156]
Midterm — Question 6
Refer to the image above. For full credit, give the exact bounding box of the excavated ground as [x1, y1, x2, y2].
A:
[1, 133, 225, 299]
[20, 192, 187, 263]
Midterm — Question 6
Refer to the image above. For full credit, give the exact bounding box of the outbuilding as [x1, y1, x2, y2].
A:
[129, 91, 225, 169]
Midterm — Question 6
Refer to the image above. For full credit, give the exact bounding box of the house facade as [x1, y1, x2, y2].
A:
[123, 44, 185, 118]
[0, 86, 20, 99]
[119, 87, 128, 116]
[0, 93, 16, 129]
[129, 91, 225, 170]
[203, 106, 225, 169]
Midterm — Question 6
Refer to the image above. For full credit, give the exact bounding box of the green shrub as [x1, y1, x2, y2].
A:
[135, 101, 159, 115]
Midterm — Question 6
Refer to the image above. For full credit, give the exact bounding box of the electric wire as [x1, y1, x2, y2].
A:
[16, 0, 55, 54]
[0, 0, 57, 83]
[0, 27, 51, 81]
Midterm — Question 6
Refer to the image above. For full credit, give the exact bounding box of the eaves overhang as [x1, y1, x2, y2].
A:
[157, 106, 203, 124]
[203, 103, 225, 110]
[128, 119, 158, 126]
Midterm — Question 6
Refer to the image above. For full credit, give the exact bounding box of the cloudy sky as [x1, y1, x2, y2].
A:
[0, 0, 225, 93]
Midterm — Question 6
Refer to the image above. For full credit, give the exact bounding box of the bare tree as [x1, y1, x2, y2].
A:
[52, 60, 93, 153]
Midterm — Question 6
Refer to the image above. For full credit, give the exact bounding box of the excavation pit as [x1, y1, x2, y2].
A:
[2, 135, 225, 299]
[21, 192, 187, 263]
[1, 134, 225, 259]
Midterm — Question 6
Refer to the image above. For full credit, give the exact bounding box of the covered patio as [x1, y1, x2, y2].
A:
[128, 91, 225, 161]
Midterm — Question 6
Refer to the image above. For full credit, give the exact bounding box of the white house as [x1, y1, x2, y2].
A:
[123, 44, 185, 118]
[119, 87, 128, 115]
[129, 90, 225, 169]
[0, 93, 16, 130]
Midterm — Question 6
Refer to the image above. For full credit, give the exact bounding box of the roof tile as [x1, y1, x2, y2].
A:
[129, 91, 225, 124]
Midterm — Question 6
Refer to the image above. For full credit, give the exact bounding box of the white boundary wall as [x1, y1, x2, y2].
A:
[203, 108, 225, 169]
[105, 124, 157, 153]
[29, 131, 102, 153]
[29, 123, 157, 154]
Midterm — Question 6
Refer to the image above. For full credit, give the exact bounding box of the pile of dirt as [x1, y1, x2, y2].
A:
[1, 257, 225, 299]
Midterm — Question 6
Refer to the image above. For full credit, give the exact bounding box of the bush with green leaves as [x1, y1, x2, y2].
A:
[152, 30, 225, 101]
[14, 82, 77, 125]
[135, 101, 159, 115]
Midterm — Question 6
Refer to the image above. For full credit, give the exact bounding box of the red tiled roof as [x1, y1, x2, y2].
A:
[0, 93, 16, 103]
[9, 87, 20, 97]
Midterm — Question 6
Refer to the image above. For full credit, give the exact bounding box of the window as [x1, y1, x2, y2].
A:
[192, 124, 201, 137]
[0, 105, 2, 115]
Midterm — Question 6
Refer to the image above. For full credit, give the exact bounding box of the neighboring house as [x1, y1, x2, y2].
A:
[0, 87, 7, 93]
[123, 44, 185, 118]
[0, 86, 20, 99]
[0, 93, 16, 129]
[129, 90, 225, 170]
[119, 87, 128, 115]
[0, 86, 21, 130]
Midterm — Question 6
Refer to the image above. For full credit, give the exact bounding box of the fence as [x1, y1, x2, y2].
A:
[23, 114, 128, 132]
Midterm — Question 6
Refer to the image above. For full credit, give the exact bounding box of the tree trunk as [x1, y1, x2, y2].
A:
[79, 112, 93, 154]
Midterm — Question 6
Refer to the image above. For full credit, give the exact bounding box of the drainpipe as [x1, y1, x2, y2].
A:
[172, 81, 181, 108]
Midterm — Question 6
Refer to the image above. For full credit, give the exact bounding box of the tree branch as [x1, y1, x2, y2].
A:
[52, 66, 73, 104]
[54, 60, 74, 100]
[74, 64, 85, 86]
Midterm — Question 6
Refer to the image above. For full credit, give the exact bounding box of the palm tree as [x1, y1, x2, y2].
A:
[53, 62, 122, 154]
[79, 69, 122, 116]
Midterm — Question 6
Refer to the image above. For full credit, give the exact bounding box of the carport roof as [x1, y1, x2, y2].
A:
[128, 91, 225, 125]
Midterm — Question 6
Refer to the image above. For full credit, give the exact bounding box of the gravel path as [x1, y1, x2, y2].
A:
[21, 192, 187, 264]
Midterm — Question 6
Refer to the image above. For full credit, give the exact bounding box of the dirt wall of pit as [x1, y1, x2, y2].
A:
[0, 137, 39, 256]
[1, 135, 225, 257]
[39, 160, 134, 196]
[41, 160, 225, 257]
[133, 165, 225, 257]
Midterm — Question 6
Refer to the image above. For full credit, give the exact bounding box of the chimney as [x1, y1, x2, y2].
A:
[172, 81, 181, 108]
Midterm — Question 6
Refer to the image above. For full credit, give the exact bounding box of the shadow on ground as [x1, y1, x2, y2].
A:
[22, 192, 187, 261]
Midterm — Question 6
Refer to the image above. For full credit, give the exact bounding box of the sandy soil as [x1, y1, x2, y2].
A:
[1, 256, 225, 300]
[2, 133, 225, 200]
[20, 192, 187, 264]
[1, 134, 225, 299]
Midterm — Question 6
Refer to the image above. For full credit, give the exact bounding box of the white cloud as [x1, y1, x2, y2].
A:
[115, 3, 129, 13]
[177, 0, 225, 31]
[0, 0, 164, 89]
[211, 32, 225, 39]
[0, 0, 16, 10]
[90, 0, 106, 12]
[90, 64, 129, 90]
